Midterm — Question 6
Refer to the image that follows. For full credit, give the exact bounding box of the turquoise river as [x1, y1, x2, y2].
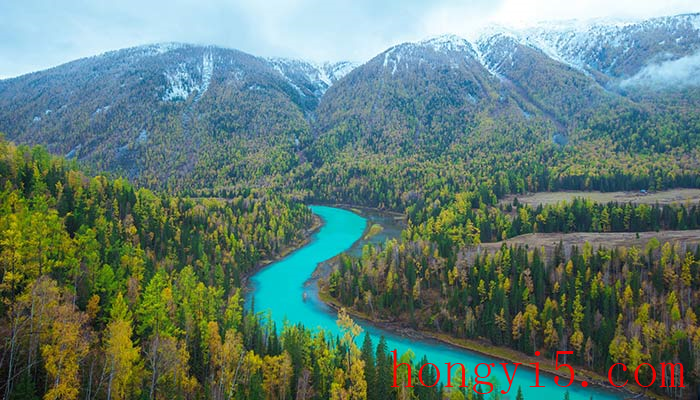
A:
[248, 205, 623, 399]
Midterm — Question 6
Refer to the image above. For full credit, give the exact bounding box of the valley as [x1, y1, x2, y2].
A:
[1, 10, 700, 400]
[249, 206, 625, 400]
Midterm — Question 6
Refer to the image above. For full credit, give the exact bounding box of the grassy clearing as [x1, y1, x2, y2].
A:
[501, 189, 700, 207]
[474, 230, 700, 257]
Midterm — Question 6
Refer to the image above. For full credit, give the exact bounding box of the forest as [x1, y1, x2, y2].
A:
[2, 139, 557, 400]
[3, 103, 700, 400]
[4, 109, 700, 399]
[326, 209, 700, 399]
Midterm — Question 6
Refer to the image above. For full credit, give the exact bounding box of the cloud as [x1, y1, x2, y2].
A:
[490, 0, 699, 25]
[620, 51, 700, 88]
[0, 0, 698, 78]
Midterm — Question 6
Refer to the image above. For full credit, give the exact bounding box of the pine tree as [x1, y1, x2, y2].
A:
[361, 333, 377, 400]
[375, 336, 392, 400]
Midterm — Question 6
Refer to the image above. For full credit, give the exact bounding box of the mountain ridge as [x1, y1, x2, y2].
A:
[0, 12, 699, 193]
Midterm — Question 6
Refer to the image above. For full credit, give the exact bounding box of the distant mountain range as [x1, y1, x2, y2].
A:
[0, 13, 698, 190]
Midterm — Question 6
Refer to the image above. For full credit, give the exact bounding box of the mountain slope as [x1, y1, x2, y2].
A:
[313, 35, 514, 157]
[1, 13, 699, 194]
[517, 13, 700, 83]
[313, 13, 700, 160]
[267, 58, 357, 100]
[0, 44, 354, 190]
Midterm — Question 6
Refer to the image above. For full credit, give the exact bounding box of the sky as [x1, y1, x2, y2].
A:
[0, 0, 698, 78]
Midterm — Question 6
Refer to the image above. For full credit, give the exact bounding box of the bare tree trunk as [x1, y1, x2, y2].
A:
[148, 335, 160, 400]
[4, 317, 18, 400]
[106, 359, 114, 400]
[4, 254, 17, 400]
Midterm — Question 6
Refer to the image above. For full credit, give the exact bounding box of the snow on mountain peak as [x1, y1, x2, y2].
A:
[267, 58, 357, 96]
[420, 34, 474, 53]
[134, 43, 188, 57]
[310, 61, 358, 87]
[468, 13, 700, 78]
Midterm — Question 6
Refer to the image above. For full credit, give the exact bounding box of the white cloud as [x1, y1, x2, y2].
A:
[620, 51, 700, 88]
[491, 0, 699, 25]
[419, 0, 699, 35]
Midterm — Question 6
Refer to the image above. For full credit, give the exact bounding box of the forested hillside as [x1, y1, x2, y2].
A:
[0, 45, 333, 191]
[0, 14, 699, 199]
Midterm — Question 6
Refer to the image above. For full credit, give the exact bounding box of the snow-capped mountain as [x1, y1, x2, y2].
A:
[0, 12, 699, 189]
[369, 12, 700, 89]
[514, 13, 700, 85]
[0, 43, 356, 187]
[375, 34, 480, 77]
[315, 13, 700, 157]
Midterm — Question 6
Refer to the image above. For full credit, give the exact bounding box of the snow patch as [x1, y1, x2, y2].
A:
[145, 43, 185, 55]
[308, 62, 333, 87]
[520, 30, 589, 73]
[383, 48, 395, 68]
[326, 61, 356, 81]
[420, 34, 474, 55]
[267, 58, 357, 96]
[382, 48, 402, 75]
[310, 61, 357, 87]
[474, 35, 511, 78]
[476, 34, 527, 79]
[200, 53, 213, 94]
[163, 65, 193, 101]
[162, 52, 214, 101]
[272, 63, 306, 97]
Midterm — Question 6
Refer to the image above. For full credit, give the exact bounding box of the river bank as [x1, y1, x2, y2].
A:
[311, 206, 662, 399]
[318, 289, 660, 399]
[248, 205, 629, 400]
[241, 211, 323, 290]
[312, 204, 405, 282]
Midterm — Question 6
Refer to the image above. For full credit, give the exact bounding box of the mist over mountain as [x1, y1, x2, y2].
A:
[0, 12, 699, 190]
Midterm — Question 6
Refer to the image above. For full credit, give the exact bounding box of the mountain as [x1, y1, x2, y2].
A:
[313, 35, 509, 157]
[515, 13, 700, 86]
[475, 33, 625, 126]
[1, 13, 699, 193]
[0, 44, 354, 190]
[267, 58, 357, 102]
[314, 13, 700, 159]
